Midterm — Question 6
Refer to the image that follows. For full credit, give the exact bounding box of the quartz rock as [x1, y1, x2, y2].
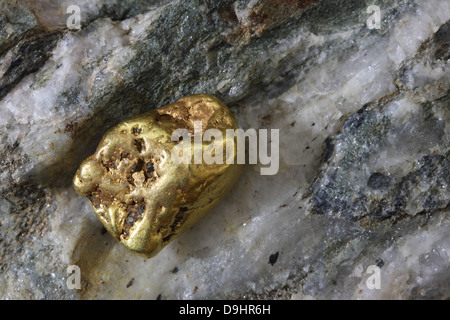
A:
[0, 0, 449, 299]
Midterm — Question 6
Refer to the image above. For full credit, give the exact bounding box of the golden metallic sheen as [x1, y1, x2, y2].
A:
[73, 94, 243, 258]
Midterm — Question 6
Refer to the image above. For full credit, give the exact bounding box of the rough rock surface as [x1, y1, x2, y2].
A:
[0, 0, 449, 299]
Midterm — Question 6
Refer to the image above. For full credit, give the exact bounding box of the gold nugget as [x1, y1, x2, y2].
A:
[73, 94, 243, 258]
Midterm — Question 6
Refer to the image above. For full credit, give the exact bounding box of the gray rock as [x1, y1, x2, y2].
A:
[0, 0, 448, 299]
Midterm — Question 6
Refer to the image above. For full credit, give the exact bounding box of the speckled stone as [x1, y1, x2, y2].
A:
[0, 0, 449, 299]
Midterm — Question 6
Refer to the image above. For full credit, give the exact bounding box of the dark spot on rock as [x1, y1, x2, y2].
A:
[345, 104, 370, 132]
[146, 162, 154, 173]
[101, 227, 107, 235]
[171, 267, 179, 274]
[171, 207, 188, 232]
[88, 188, 112, 209]
[423, 197, 440, 209]
[122, 200, 145, 238]
[63, 121, 79, 138]
[134, 139, 145, 153]
[11, 141, 20, 150]
[208, 39, 232, 54]
[126, 278, 135, 288]
[220, 3, 238, 23]
[143, 161, 155, 181]
[434, 22, 450, 60]
[311, 188, 332, 215]
[368, 172, 392, 190]
[290, 121, 295, 127]
[102, 159, 118, 172]
[322, 137, 334, 163]
[375, 258, 384, 268]
[156, 294, 162, 300]
[434, 21, 450, 43]
[133, 158, 145, 172]
[102, 161, 110, 171]
[162, 207, 189, 243]
[311, 122, 315, 126]
[269, 251, 279, 266]
[132, 127, 142, 135]
[127, 175, 135, 186]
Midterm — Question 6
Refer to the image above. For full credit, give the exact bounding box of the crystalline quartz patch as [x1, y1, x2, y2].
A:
[73, 94, 243, 258]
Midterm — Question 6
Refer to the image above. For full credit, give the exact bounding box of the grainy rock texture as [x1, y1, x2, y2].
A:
[0, 0, 448, 299]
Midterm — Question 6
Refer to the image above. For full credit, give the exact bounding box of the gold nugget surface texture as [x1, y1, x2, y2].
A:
[73, 94, 243, 258]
